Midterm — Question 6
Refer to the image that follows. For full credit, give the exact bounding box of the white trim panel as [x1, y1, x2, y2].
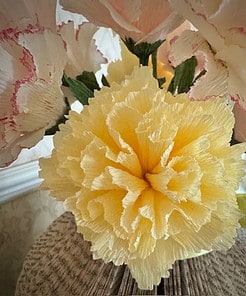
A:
[0, 136, 53, 205]
[0, 160, 41, 205]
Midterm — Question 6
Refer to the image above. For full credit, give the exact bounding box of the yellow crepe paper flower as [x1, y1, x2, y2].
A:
[107, 41, 139, 85]
[40, 66, 246, 289]
[107, 41, 173, 88]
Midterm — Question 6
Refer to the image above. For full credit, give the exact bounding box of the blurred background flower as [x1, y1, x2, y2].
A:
[168, 0, 246, 110]
[60, 0, 184, 44]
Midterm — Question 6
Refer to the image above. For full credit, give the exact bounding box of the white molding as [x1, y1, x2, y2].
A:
[0, 160, 41, 205]
[0, 136, 53, 205]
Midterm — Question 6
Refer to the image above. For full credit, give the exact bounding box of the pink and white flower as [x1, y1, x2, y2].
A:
[168, 0, 246, 110]
[0, 0, 107, 167]
[157, 21, 193, 73]
[0, 0, 57, 32]
[0, 0, 67, 167]
[0, 29, 67, 167]
[60, 0, 184, 44]
[58, 21, 106, 79]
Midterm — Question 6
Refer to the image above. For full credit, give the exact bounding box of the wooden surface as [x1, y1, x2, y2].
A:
[16, 212, 246, 296]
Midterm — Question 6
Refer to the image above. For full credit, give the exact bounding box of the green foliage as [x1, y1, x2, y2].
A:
[63, 74, 94, 105]
[168, 56, 197, 94]
[76, 71, 100, 91]
[123, 38, 164, 66]
[101, 74, 110, 87]
[157, 77, 166, 89]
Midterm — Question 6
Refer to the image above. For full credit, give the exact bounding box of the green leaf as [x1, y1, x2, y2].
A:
[76, 71, 100, 91]
[157, 77, 166, 89]
[63, 74, 94, 105]
[231, 132, 242, 145]
[237, 193, 246, 228]
[62, 75, 69, 87]
[123, 38, 164, 66]
[168, 56, 197, 94]
[151, 49, 158, 78]
[101, 74, 110, 87]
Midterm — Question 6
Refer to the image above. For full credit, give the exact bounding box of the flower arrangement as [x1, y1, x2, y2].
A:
[1, 0, 246, 290]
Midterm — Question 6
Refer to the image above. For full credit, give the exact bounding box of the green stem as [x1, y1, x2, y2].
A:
[139, 54, 149, 66]
[151, 49, 158, 78]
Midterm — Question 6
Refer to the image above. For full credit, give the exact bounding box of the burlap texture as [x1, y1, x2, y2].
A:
[16, 212, 246, 296]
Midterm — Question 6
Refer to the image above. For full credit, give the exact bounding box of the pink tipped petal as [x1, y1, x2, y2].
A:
[169, 0, 246, 49]
[200, 0, 246, 48]
[0, 39, 30, 117]
[59, 22, 106, 78]
[216, 45, 246, 110]
[18, 30, 67, 82]
[169, 0, 225, 51]
[15, 80, 66, 131]
[0, 39, 29, 81]
[0, 0, 57, 32]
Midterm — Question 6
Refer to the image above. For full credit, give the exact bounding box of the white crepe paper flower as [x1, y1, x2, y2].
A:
[168, 0, 246, 110]
[58, 21, 106, 79]
[0, 29, 67, 167]
[0, 0, 68, 167]
[0, 0, 57, 32]
[0, 0, 108, 167]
